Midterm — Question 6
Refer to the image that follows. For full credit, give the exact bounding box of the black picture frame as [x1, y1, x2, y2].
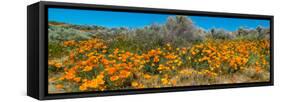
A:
[27, 1, 274, 100]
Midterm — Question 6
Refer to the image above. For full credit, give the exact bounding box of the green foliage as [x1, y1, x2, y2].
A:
[48, 15, 270, 58]
[48, 25, 92, 43]
[48, 42, 66, 58]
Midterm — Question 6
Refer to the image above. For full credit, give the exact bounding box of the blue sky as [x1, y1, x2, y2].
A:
[48, 8, 270, 31]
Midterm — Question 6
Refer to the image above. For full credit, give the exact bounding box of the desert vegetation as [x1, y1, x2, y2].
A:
[48, 16, 270, 93]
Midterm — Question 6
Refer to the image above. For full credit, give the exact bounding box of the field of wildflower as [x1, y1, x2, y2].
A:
[48, 16, 270, 94]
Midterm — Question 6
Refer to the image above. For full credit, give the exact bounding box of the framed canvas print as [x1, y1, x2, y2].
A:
[27, 1, 274, 100]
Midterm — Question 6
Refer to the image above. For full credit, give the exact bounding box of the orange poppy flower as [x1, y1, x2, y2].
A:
[110, 75, 119, 81]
